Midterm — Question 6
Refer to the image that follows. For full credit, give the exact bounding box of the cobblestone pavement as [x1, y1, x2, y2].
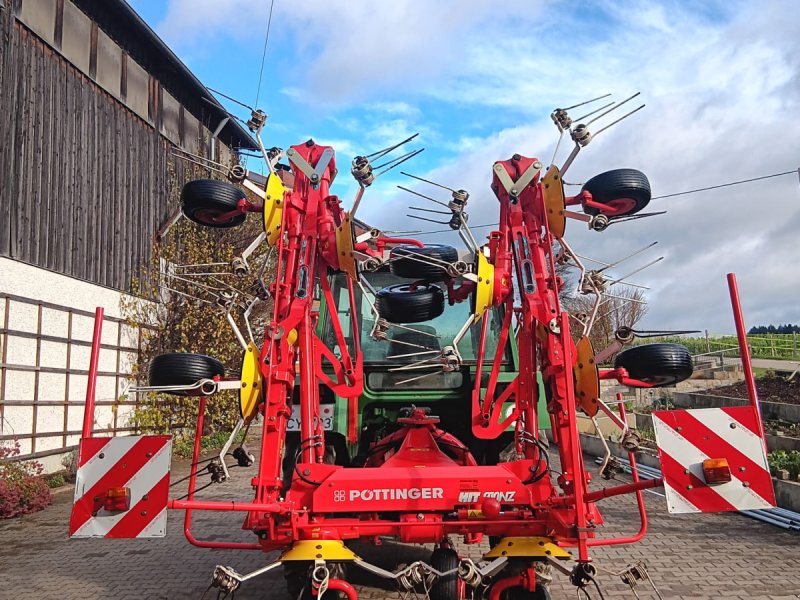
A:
[1, 450, 799, 600]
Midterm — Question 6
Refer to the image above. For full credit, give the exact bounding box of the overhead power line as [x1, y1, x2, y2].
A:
[411, 167, 799, 235]
[254, 0, 276, 108]
[651, 169, 797, 199]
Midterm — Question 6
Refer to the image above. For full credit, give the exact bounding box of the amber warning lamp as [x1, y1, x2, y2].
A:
[103, 487, 131, 512]
[702, 458, 732, 485]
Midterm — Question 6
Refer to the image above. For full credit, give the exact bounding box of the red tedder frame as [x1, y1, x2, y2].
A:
[77, 137, 766, 587]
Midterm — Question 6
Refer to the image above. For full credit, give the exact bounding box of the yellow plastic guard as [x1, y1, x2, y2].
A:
[263, 173, 285, 245]
[574, 336, 600, 417]
[239, 343, 263, 423]
[542, 165, 566, 239]
[335, 212, 359, 280]
[485, 537, 571, 559]
[280, 540, 361, 562]
[472, 251, 495, 322]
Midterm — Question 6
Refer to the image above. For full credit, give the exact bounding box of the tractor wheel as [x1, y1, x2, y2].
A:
[496, 561, 552, 600]
[283, 561, 347, 599]
[147, 353, 225, 396]
[375, 283, 445, 323]
[581, 169, 650, 217]
[613, 343, 693, 387]
[389, 244, 459, 281]
[181, 179, 248, 228]
[430, 547, 461, 600]
[503, 586, 551, 600]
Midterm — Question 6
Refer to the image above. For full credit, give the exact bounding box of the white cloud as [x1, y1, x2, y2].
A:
[156, 0, 800, 332]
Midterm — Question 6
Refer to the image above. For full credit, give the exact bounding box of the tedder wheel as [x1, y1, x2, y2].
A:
[613, 343, 693, 387]
[283, 562, 346, 599]
[497, 561, 552, 600]
[389, 244, 459, 281]
[430, 547, 461, 600]
[181, 179, 248, 228]
[147, 353, 225, 395]
[503, 586, 551, 600]
[375, 283, 445, 324]
[581, 169, 651, 217]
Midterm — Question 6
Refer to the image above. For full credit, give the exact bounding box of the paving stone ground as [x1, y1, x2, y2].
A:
[1, 448, 798, 600]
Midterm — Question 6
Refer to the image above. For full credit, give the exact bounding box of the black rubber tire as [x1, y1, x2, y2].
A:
[147, 353, 225, 396]
[430, 547, 460, 600]
[284, 562, 346, 600]
[581, 169, 651, 217]
[181, 179, 247, 228]
[389, 244, 459, 281]
[502, 586, 551, 600]
[375, 283, 445, 324]
[614, 343, 693, 387]
[497, 561, 552, 600]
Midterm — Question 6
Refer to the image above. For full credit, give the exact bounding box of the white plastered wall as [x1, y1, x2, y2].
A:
[0, 257, 142, 473]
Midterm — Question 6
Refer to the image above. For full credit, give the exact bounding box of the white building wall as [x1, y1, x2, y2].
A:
[0, 257, 142, 473]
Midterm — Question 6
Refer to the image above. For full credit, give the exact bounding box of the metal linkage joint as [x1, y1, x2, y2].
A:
[571, 124, 593, 146]
[207, 458, 227, 483]
[361, 256, 384, 272]
[228, 164, 247, 183]
[620, 430, 641, 453]
[247, 110, 268, 133]
[569, 562, 597, 588]
[351, 156, 375, 187]
[211, 565, 242, 594]
[441, 346, 461, 372]
[589, 214, 610, 231]
[371, 318, 390, 341]
[580, 270, 609, 294]
[551, 108, 573, 132]
[232, 444, 255, 467]
[448, 189, 469, 212]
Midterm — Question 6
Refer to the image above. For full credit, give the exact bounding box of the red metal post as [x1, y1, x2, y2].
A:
[81, 307, 104, 440]
[178, 396, 262, 549]
[727, 273, 764, 435]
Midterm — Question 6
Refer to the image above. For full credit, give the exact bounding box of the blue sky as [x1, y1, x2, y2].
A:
[128, 0, 799, 333]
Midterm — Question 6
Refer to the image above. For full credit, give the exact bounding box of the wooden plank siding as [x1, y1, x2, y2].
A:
[0, 7, 204, 293]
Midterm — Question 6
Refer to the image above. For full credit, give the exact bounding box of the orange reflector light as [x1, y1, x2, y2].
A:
[104, 486, 131, 512]
[702, 458, 732, 485]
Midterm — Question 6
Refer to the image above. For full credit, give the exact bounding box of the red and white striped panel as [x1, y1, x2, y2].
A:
[69, 435, 172, 538]
[652, 407, 775, 514]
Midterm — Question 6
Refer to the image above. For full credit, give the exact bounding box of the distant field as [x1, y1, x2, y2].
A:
[643, 333, 799, 361]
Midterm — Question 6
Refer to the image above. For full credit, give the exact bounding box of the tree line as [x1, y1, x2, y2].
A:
[748, 324, 800, 334]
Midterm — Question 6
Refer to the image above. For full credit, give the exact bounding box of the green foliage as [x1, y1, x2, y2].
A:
[750, 324, 800, 334]
[46, 473, 66, 488]
[122, 159, 273, 437]
[768, 450, 800, 478]
[643, 334, 798, 361]
[172, 429, 247, 458]
[638, 426, 656, 442]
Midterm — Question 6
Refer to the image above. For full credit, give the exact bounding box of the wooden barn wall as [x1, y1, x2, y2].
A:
[0, 8, 196, 293]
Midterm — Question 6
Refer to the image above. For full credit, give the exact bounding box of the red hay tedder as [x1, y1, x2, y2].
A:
[70, 95, 776, 599]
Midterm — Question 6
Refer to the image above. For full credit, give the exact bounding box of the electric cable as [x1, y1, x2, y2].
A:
[254, 0, 276, 108]
[411, 167, 798, 235]
[651, 169, 797, 199]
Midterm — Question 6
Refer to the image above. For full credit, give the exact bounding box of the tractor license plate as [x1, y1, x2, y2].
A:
[286, 404, 334, 431]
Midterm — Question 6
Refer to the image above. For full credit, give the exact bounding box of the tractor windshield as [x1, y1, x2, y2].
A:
[321, 272, 510, 366]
